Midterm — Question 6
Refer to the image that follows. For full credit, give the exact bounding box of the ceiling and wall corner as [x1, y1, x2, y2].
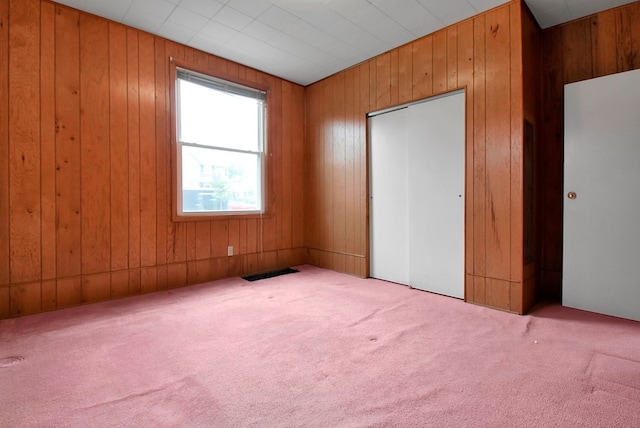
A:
[51, 0, 639, 86]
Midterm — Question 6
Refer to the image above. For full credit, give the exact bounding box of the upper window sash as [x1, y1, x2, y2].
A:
[176, 67, 266, 102]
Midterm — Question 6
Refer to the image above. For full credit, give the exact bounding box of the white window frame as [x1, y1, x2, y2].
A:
[173, 65, 267, 218]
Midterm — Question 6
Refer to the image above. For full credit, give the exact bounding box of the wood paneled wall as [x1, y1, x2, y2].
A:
[521, 5, 543, 311]
[305, 1, 539, 313]
[11, 0, 631, 318]
[0, 0, 305, 318]
[539, 1, 640, 299]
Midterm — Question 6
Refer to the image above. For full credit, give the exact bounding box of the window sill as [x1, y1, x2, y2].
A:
[171, 212, 272, 223]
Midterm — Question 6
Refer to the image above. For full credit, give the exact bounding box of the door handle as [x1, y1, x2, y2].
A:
[567, 192, 577, 200]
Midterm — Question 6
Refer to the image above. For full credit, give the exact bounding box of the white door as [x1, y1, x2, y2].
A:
[563, 68, 640, 322]
[407, 93, 465, 298]
[370, 91, 465, 299]
[369, 107, 409, 284]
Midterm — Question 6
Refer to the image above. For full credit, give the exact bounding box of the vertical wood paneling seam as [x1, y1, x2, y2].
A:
[38, 0, 44, 306]
[38, 1, 42, 296]
[152, 40, 158, 266]
[127, 29, 140, 269]
[165, 41, 172, 261]
[4, 0, 11, 287]
[107, 22, 112, 278]
[4, 0, 10, 286]
[509, 8, 513, 281]
[128, 30, 134, 266]
[482, 19, 488, 280]
[135, 36, 142, 268]
[40, 1, 56, 282]
[0, 0, 8, 287]
[77, 10, 83, 278]
[468, 21, 475, 285]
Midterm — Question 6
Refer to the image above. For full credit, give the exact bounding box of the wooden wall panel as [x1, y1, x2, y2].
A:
[472, 276, 486, 305]
[185, 222, 196, 261]
[411, 36, 432, 99]
[398, 44, 413, 104]
[80, 14, 110, 275]
[1, 0, 306, 318]
[139, 33, 157, 268]
[9, 0, 41, 283]
[265, 76, 280, 253]
[562, 18, 592, 84]
[539, 25, 563, 300]
[509, 3, 524, 284]
[592, 11, 618, 78]
[305, 2, 535, 313]
[632, 4, 640, 66]
[343, 68, 356, 265]
[447, 27, 458, 90]
[279, 82, 293, 250]
[81, 273, 111, 304]
[0, 0, 10, 286]
[127, 29, 141, 271]
[539, 1, 640, 300]
[432, 30, 447, 93]
[375, 53, 391, 109]
[458, 19, 474, 278]
[615, 7, 633, 72]
[41, 1, 56, 281]
[303, 85, 318, 251]
[520, 4, 542, 309]
[10, 282, 41, 317]
[484, 6, 512, 281]
[485, 278, 510, 311]
[110, 271, 129, 299]
[128, 269, 141, 295]
[389, 50, 399, 106]
[322, 79, 333, 251]
[195, 221, 211, 260]
[109, 22, 129, 271]
[56, 276, 81, 309]
[0, 288, 9, 319]
[155, 38, 168, 267]
[41, 280, 56, 312]
[332, 73, 346, 257]
[291, 85, 305, 249]
[472, 15, 487, 278]
[55, 5, 81, 278]
[141, 267, 157, 294]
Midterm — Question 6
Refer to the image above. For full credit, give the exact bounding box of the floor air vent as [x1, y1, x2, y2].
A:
[242, 268, 299, 282]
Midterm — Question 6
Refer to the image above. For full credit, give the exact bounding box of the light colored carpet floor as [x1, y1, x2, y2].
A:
[2, 265, 640, 427]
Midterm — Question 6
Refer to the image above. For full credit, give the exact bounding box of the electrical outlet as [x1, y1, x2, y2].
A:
[227, 246, 233, 256]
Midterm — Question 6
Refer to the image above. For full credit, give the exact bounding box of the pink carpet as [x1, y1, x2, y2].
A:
[1, 265, 639, 427]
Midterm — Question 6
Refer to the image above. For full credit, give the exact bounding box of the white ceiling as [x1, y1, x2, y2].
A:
[52, 0, 637, 85]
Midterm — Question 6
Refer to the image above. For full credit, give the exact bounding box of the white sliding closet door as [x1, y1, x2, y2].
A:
[407, 93, 465, 298]
[563, 68, 640, 322]
[370, 90, 465, 299]
[369, 107, 409, 284]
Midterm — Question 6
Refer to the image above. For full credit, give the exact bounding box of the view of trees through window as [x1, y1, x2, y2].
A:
[177, 71, 265, 214]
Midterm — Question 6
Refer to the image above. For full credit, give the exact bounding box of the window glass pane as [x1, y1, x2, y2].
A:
[182, 145, 261, 213]
[178, 79, 261, 152]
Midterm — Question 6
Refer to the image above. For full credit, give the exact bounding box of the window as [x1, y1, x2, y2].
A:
[174, 67, 266, 216]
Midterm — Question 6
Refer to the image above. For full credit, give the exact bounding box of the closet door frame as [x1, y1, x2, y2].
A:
[368, 89, 466, 298]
